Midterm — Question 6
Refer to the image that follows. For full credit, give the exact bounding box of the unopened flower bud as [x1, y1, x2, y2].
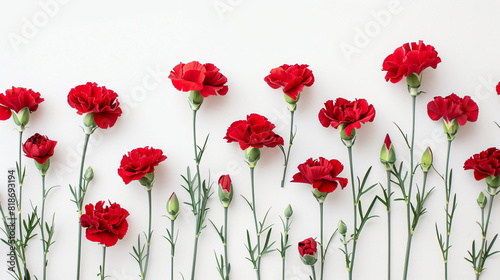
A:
[477, 191, 487, 209]
[443, 119, 459, 141]
[12, 107, 30, 128]
[420, 147, 433, 173]
[166, 192, 179, 220]
[338, 220, 347, 236]
[218, 174, 233, 208]
[298, 238, 317, 266]
[380, 134, 396, 171]
[284, 204, 293, 219]
[84, 166, 94, 182]
[139, 172, 155, 190]
[189, 90, 204, 111]
[245, 147, 261, 168]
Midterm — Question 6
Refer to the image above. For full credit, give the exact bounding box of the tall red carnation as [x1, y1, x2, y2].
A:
[318, 98, 376, 137]
[169, 61, 228, 97]
[224, 114, 284, 150]
[117, 146, 167, 184]
[80, 201, 129, 247]
[22, 133, 57, 164]
[382, 40, 441, 83]
[464, 148, 500, 181]
[427, 93, 478, 125]
[67, 82, 122, 129]
[264, 64, 314, 101]
[0, 87, 44, 121]
[291, 157, 348, 193]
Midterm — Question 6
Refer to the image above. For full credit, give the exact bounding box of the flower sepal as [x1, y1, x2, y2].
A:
[477, 191, 487, 209]
[406, 73, 421, 90]
[486, 175, 500, 194]
[12, 107, 29, 128]
[420, 147, 433, 173]
[380, 134, 396, 171]
[166, 193, 180, 220]
[284, 204, 293, 219]
[284, 93, 299, 112]
[245, 147, 261, 168]
[35, 159, 50, 176]
[301, 253, 317, 266]
[218, 175, 233, 208]
[443, 119, 459, 141]
[83, 113, 98, 135]
[312, 189, 328, 204]
[139, 172, 155, 190]
[340, 125, 356, 148]
[189, 90, 204, 111]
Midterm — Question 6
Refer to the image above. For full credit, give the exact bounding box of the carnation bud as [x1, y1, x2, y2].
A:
[443, 119, 459, 141]
[406, 73, 421, 92]
[189, 90, 204, 111]
[284, 204, 293, 219]
[312, 189, 328, 204]
[166, 192, 179, 220]
[35, 159, 50, 176]
[420, 147, 433, 173]
[284, 93, 299, 112]
[338, 220, 347, 236]
[84, 166, 94, 182]
[380, 134, 396, 171]
[12, 107, 30, 128]
[139, 172, 155, 190]
[218, 174, 233, 208]
[245, 147, 261, 168]
[298, 238, 318, 266]
[477, 191, 487, 209]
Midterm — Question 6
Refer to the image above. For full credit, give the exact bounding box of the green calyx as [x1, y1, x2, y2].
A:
[83, 113, 97, 135]
[189, 90, 204, 111]
[301, 254, 317, 266]
[420, 147, 433, 173]
[13, 107, 30, 129]
[486, 176, 500, 196]
[284, 93, 299, 112]
[218, 184, 233, 208]
[139, 172, 155, 190]
[35, 159, 50, 176]
[380, 145, 396, 171]
[245, 147, 261, 168]
[312, 189, 327, 204]
[477, 191, 487, 209]
[166, 193, 180, 220]
[443, 119, 459, 141]
[406, 73, 421, 96]
[338, 220, 347, 236]
[340, 125, 356, 147]
[284, 204, 293, 219]
[84, 166, 94, 182]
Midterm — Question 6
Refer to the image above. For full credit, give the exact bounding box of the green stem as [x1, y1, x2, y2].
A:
[346, 146, 357, 280]
[319, 202, 324, 280]
[76, 133, 91, 280]
[41, 174, 47, 280]
[17, 130, 27, 278]
[280, 110, 295, 188]
[387, 171, 392, 280]
[171, 219, 175, 280]
[101, 246, 106, 280]
[143, 190, 153, 280]
[224, 207, 229, 280]
[403, 95, 417, 280]
[250, 167, 261, 280]
[191, 109, 203, 280]
[282, 217, 290, 280]
[444, 139, 452, 280]
[311, 265, 317, 280]
[477, 194, 495, 277]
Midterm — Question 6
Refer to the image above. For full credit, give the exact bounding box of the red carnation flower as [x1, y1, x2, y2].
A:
[224, 114, 284, 150]
[496, 82, 500, 95]
[22, 133, 57, 164]
[318, 98, 376, 137]
[169, 61, 228, 98]
[218, 174, 231, 192]
[427, 93, 478, 125]
[67, 82, 122, 129]
[291, 157, 348, 193]
[464, 147, 500, 181]
[264, 64, 314, 101]
[80, 201, 129, 247]
[298, 237, 317, 257]
[117, 146, 167, 184]
[382, 40, 441, 83]
[0, 87, 44, 121]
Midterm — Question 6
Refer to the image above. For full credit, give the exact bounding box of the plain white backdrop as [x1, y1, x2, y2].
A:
[1, 0, 500, 279]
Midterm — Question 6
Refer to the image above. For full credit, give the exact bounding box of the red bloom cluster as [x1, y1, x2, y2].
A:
[292, 157, 348, 193]
[0, 87, 44, 121]
[464, 147, 500, 181]
[382, 41, 441, 83]
[117, 146, 167, 184]
[80, 201, 129, 247]
[264, 64, 314, 101]
[67, 82, 122, 129]
[298, 237, 317, 257]
[23, 133, 57, 164]
[318, 98, 376, 137]
[169, 61, 228, 97]
[427, 93, 478, 125]
[224, 114, 284, 150]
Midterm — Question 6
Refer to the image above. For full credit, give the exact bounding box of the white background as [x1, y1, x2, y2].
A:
[1, 0, 500, 279]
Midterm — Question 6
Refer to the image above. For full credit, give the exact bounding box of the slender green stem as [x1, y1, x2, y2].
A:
[282, 216, 290, 280]
[17, 130, 27, 278]
[386, 171, 392, 280]
[477, 194, 495, 277]
[41, 175, 47, 280]
[101, 246, 106, 280]
[444, 139, 452, 280]
[224, 207, 229, 280]
[346, 146, 357, 280]
[0, 199, 22, 278]
[282, 258, 285, 280]
[311, 265, 317, 280]
[250, 167, 261, 280]
[171, 219, 175, 280]
[280, 110, 295, 188]
[403, 95, 417, 280]
[319, 202, 324, 280]
[76, 133, 91, 280]
[191, 109, 203, 280]
[143, 190, 153, 280]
